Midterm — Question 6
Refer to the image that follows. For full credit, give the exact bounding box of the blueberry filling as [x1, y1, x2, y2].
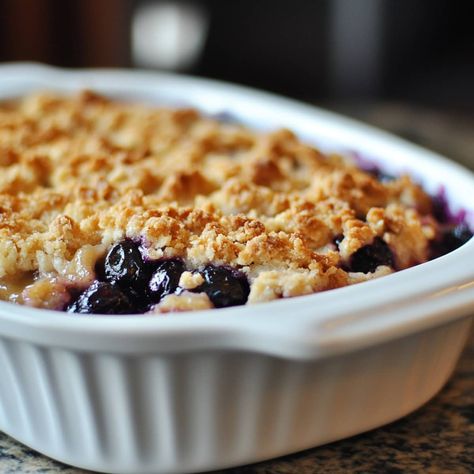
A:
[67, 240, 250, 314]
[148, 259, 186, 303]
[192, 265, 250, 308]
[67, 281, 133, 315]
[348, 237, 395, 273]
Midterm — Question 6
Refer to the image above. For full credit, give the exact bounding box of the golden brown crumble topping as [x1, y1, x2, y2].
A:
[0, 91, 438, 311]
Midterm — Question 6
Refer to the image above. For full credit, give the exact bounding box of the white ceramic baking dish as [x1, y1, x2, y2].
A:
[0, 63, 473, 474]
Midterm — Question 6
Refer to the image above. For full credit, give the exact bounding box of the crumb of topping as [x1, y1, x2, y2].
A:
[179, 271, 204, 290]
[248, 266, 348, 303]
[338, 219, 375, 260]
[22, 278, 70, 310]
[151, 291, 213, 313]
[347, 265, 394, 284]
[382, 205, 429, 268]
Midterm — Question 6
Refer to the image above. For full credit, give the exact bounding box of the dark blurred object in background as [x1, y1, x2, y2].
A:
[0, 0, 472, 114]
[0, 0, 130, 67]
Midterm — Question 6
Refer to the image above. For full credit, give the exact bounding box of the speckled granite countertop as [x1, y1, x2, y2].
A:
[1, 106, 473, 474]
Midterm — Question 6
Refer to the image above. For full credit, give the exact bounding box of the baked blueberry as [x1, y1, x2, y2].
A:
[67, 281, 133, 315]
[365, 166, 396, 183]
[376, 171, 396, 183]
[430, 223, 473, 259]
[122, 287, 153, 314]
[373, 169, 395, 183]
[333, 234, 344, 248]
[194, 265, 250, 308]
[431, 195, 450, 224]
[349, 237, 394, 273]
[452, 223, 473, 245]
[103, 240, 149, 291]
[212, 111, 238, 124]
[148, 259, 186, 303]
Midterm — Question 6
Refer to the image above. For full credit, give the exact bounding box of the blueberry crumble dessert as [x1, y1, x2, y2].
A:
[0, 91, 471, 315]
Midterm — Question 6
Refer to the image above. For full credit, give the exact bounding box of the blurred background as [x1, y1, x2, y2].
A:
[0, 0, 473, 167]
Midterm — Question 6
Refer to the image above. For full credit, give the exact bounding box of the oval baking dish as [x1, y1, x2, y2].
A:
[0, 63, 473, 474]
